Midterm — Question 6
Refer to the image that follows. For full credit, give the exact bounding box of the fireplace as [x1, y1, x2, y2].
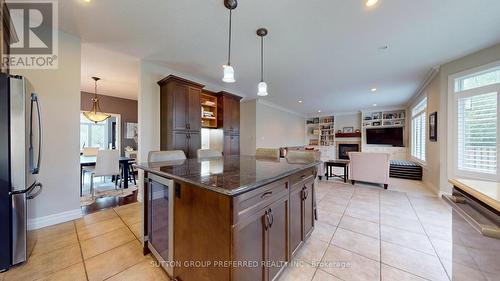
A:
[338, 144, 359, 159]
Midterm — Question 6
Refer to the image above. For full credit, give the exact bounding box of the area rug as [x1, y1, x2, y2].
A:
[80, 185, 138, 206]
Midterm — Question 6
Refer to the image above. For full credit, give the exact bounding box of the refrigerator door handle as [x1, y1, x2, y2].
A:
[26, 183, 42, 200]
[29, 93, 42, 175]
[9, 182, 39, 196]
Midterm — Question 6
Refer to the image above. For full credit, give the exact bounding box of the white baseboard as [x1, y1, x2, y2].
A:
[28, 208, 82, 230]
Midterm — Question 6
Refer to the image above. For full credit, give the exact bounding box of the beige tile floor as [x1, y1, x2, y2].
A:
[0, 178, 485, 281]
[1, 202, 169, 281]
[278, 178, 489, 281]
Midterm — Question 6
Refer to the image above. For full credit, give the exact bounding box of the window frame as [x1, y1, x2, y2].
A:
[450, 60, 500, 181]
[411, 97, 427, 164]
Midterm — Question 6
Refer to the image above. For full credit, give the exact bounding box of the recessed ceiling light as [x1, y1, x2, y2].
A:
[84, 0, 91, 2]
[318, 110, 322, 113]
[298, 100, 303, 103]
[373, 104, 377, 107]
[366, 0, 378, 7]
[371, 88, 377, 92]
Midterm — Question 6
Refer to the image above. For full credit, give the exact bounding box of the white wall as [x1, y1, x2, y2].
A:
[334, 113, 361, 132]
[12, 32, 82, 228]
[255, 100, 305, 150]
[407, 43, 500, 194]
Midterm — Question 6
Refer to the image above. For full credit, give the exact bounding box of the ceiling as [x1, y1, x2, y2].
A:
[81, 43, 139, 100]
[62, 0, 500, 114]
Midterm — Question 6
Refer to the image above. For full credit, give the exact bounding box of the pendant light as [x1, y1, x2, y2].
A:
[83, 77, 111, 123]
[222, 0, 237, 83]
[257, 28, 268, 96]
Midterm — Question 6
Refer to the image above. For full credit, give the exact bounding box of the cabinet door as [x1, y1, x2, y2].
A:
[303, 180, 315, 238]
[172, 131, 188, 155]
[172, 84, 188, 131]
[230, 134, 239, 155]
[289, 185, 303, 256]
[232, 208, 267, 281]
[188, 86, 201, 131]
[188, 132, 201, 159]
[267, 196, 289, 281]
[223, 134, 231, 156]
[223, 96, 233, 132]
[231, 97, 240, 134]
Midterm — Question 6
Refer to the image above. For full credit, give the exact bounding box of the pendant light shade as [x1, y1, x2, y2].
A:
[257, 81, 268, 97]
[222, 65, 235, 83]
[257, 28, 269, 96]
[222, 1, 237, 83]
[83, 77, 111, 124]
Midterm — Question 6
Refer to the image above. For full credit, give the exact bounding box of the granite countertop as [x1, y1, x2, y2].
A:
[135, 155, 320, 196]
[449, 178, 500, 212]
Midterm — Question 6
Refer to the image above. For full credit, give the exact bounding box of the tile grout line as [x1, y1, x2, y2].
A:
[73, 221, 90, 281]
[313, 183, 357, 281]
[405, 193, 451, 281]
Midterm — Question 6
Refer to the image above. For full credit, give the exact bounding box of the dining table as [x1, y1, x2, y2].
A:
[80, 155, 134, 196]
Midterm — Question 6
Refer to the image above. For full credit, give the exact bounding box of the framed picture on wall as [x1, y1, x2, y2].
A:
[429, 112, 437, 142]
[126, 122, 138, 139]
[343, 127, 354, 133]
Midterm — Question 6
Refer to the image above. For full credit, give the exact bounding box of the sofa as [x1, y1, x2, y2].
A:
[348, 152, 390, 189]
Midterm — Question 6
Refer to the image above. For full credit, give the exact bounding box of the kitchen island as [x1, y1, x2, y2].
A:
[135, 155, 319, 281]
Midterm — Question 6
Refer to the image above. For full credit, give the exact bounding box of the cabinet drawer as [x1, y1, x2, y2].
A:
[233, 179, 289, 224]
[289, 168, 315, 186]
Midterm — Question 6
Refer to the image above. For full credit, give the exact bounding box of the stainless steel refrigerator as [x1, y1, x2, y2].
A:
[0, 73, 42, 271]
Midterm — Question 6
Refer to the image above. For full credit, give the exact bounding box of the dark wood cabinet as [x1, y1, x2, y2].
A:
[219, 92, 241, 156]
[233, 194, 289, 281]
[289, 175, 315, 256]
[224, 134, 240, 156]
[159, 75, 204, 157]
[232, 208, 267, 281]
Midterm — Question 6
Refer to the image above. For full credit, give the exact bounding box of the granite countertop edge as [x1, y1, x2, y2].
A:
[134, 161, 320, 197]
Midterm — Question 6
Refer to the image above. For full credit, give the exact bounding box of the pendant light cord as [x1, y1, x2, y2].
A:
[260, 36, 264, 82]
[227, 9, 232, 66]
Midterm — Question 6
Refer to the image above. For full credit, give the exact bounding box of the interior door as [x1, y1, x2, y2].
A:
[172, 83, 188, 131]
[267, 196, 289, 281]
[232, 208, 267, 281]
[188, 87, 201, 131]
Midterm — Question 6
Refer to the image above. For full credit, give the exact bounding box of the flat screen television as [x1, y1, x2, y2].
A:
[366, 127, 404, 147]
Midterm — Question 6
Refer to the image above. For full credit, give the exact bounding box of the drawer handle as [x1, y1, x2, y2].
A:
[261, 191, 273, 199]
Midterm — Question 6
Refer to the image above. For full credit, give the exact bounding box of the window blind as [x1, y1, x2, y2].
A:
[411, 98, 427, 162]
[457, 92, 497, 174]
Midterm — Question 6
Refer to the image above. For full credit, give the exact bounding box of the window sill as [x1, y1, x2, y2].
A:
[410, 157, 427, 168]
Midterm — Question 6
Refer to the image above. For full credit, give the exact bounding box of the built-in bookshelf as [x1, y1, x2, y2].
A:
[362, 109, 406, 128]
[306, 116, 335, 146]
[201, 93, 218, 128]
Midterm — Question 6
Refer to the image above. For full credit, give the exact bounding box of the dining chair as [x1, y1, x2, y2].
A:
[89, 150, 121, 199]
[148, 150, 187, 162]
[255, 148, 280, 159]
[82, 147, 99, 156]
[197, 149, 223, 158]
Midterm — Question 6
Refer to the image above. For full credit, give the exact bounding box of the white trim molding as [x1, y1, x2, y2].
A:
[28, 208, 82, 230]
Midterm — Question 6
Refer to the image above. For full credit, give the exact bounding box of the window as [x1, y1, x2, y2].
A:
[454, 65, 500, 178]
[80, 113, 111, 150]
[411, 97, 427, 162]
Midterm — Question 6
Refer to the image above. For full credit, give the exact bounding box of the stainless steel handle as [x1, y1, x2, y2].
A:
[264, 210, 269, 230]
[30, 93, 42, 174]
[443, 194, 500, 239]
[27, 183, 42, 199]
